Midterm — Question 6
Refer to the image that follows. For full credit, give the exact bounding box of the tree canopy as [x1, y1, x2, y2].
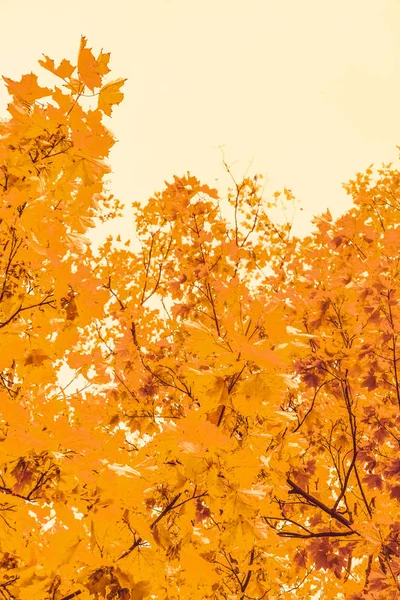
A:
[0, 37, 400, 600]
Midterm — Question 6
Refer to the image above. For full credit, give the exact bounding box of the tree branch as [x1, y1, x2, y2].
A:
[286, 478, 358, 532]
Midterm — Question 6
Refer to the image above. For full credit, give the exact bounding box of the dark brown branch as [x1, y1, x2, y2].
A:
[130, 322, 192, 396]
[241, 548, 254, 597]
[228, 363, 248, 393]
[286, 478, 358, 532]
[0, 576, 18, 589]
[294, 379, 331, 432]
[387, 292, 400, 409]
[0, 236, 22, 302]
[332, 448, 357, 512]
[142, 262, 163, 305]
[149, 489, 206, 532]
[205, 281, 221, 337]
[150, 493, 182, 529]
[26, 466, 57, 500]
[264, 514, 358, 540]
[170, 491, 207, 511]
[60, 592, 82, 600]
[341, 375, 372, 518]
[363, 554, 373, 594]
[117, 536, 143, 561]
[278, 529, 358, 539]
[105, 276, 126, 311]
[353, 463, 372, 518]
[113, 371, 139, 403]
[0, 297, 56, 329]
[0, 486, 34, 503]
[217, 405, 226, 427]
[220, 549, 244, 591]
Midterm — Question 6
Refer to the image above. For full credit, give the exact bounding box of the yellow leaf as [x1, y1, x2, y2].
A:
[24, 349, 50, 367]
[180, 544, 217, 582]
[98, 78, 127, 116]
[38, 55, 75, 79]
[2, 73, 52, 104]
[77, 36, 103, 91]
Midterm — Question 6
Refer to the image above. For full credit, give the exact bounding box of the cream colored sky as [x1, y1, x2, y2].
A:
[1, 0, 400, 241]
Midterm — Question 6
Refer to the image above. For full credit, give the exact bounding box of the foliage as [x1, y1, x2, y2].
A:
[0, 37, 400, 600]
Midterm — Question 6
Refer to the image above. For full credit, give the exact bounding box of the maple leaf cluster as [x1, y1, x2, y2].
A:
[0, 37, 400, 600]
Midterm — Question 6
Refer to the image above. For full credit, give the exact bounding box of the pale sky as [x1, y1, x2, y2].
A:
[1, 0, 400, 241]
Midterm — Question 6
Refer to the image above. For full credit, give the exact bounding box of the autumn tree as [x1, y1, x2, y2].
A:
[1, 37, 400, 600]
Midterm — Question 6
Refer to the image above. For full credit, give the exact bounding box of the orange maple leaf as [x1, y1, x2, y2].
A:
[98, 78, 127, 116]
